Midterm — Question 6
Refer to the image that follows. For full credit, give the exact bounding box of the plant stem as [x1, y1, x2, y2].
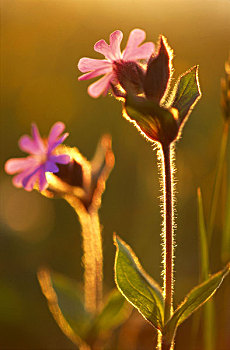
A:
[161, 342, 173, 350]
[65, 195, 103, 314]
[162, 143, 174, 324]
[79, 209, 103, 314]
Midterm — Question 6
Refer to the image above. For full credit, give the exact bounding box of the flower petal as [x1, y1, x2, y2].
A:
[48, 122, 65, 146]
[48, 133, 69, 153]
[78, 65, 112, 81]
[12, 166, 38, 190]
[24, 172, 40, 191]
[49, 154, 70, 164]
[124, 42, 155, 61]
[78, 57, 111, 73]
[122, 29, 154, 61]
[88, 72, 114, 98]
[19, 135, 41, 154]
[109, 30, 123, 60]
[5, 157, 38, 174]
[22, 167, 41, 191]
[39, 169, 48, 191]
[45, 160, 59, 173]
[31, 124, 46, 153]
[94, 39, 113, 60]
[12, 172, 28, 188]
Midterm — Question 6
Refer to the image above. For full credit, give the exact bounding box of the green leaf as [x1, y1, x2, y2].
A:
[114, 235, 164, 330]
[197, 187, 215, 350]
[92, 289, 131, 336]
[164, 264, 230, 342]
[209, 121, 229, 245]
[197, 188, 209, 281]
[172, 66, 201, 123]
[37, 268, 91, 342]
[222, 183, 230, 262]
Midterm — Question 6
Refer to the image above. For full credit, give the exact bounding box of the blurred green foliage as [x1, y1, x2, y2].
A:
[1, 0, 230, 349]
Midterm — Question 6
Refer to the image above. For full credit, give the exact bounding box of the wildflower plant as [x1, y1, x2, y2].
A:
[4, 28, 230, 350]
[5, 123, 130, 350]
[78, 29, 230, 350]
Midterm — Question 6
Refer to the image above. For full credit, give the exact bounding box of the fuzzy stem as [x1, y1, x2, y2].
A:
[65, 196, 103, 314]
[79, 210, 103, 314]
[162, 143, 174, 324]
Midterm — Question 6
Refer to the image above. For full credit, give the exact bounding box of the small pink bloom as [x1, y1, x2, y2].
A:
[5, 122, 70, 192]
[78, 29, 155, 98]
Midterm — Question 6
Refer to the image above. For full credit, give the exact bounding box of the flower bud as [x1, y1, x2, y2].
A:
[144, 35, 173, 103]
[113, 61, 145, 95]
[43, 136, 114, 212]
[123, 94, 179, 145]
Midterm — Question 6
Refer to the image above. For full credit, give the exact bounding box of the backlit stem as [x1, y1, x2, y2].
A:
[79, 210, 103, 314]
[65, 196, 103, 314]
[162, 143, 174, 324]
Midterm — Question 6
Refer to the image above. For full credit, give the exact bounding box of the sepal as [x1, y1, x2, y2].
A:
[144, 35, 172, 103]
[171, 66, 201, 127]
[124, 94, 179, 144]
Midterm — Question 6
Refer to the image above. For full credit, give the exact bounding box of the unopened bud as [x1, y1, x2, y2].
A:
[144, 35, 173, 103]
[124, 94, 179, 145]
[113, 61, 145, 95]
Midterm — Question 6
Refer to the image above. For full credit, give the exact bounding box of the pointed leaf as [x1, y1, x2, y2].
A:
[37, 268, 91, 342]
[144, 35, 172, 102]
[172, 66, 201, 124]
[114, 235, 164, 330]
[92, 289, 131, 336]
[197, 188, 215, 350]
[164, 264, 230, 342]
[222, 183, 230, 262]
[197, 188, 209, 280]
[209, 121, 229, 244]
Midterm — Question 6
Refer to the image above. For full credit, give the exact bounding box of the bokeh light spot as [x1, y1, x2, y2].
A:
[0, 178, 55, 242]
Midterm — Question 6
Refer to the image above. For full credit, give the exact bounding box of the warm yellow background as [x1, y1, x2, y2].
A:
[1, 0, 230, 349]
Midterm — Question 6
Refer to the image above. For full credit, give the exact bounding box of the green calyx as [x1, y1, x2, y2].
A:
[124, 94, 179, 145]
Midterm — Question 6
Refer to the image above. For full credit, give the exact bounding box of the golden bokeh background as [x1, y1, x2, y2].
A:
[1, 0, 230, 349]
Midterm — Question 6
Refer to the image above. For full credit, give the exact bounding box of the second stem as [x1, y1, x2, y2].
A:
[162, 143, 174, 324]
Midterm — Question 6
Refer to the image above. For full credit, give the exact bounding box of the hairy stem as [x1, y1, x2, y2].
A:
[79, 210, 103, 313]
[65, 196, 103, 314]
[162, 144, 174, 324]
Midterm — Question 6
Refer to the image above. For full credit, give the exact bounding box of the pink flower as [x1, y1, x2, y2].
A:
[78, 29, 155, 98]
[5, 122, 70, 192]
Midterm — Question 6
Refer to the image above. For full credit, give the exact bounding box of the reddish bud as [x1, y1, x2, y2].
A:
[144, 36, 172, 103]
[113, 61, 145, 95]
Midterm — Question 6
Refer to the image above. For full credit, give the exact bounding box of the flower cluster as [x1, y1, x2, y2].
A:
[5, 122, 70, 191]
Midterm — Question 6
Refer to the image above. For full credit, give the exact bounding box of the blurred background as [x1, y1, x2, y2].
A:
[1, 0, 230, 349]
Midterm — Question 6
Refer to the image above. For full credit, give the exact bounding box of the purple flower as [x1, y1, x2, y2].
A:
[78, 29, 154, 98]
[5, 122, 70, 192]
